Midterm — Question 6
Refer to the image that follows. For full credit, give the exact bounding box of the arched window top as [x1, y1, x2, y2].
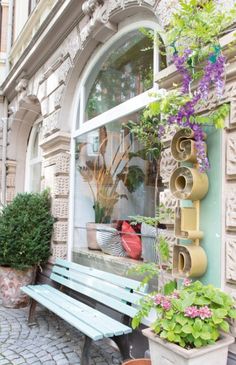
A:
[84, 29, 154, 121]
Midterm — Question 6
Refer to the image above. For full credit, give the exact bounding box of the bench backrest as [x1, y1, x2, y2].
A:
[51, 258, 149, 322]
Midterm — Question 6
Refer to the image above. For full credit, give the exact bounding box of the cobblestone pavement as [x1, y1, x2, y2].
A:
[0, 305, 122, 365]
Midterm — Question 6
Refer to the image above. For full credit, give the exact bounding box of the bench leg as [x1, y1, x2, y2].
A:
[81, 335, 92, 365]
[113, 334, 131, 361]
[28, 299, 37, 326]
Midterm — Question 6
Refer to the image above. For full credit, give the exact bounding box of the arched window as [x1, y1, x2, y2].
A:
[72, 22, 166, 259]
[25, 118, 42, 192]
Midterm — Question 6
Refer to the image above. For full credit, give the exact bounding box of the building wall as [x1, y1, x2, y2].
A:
[0, 0, 236, 360]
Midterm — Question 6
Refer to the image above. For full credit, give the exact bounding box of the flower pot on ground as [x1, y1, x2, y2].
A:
[122, 359, 151, 365]
[0, 266, 35, 308]
[0, 191, 54, 308]
[142, 327, 234, 365]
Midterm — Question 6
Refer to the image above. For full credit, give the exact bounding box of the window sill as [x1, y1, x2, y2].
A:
[73, 247, 143, 278]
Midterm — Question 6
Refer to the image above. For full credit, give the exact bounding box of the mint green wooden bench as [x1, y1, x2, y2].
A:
[21, 258, 148, 365]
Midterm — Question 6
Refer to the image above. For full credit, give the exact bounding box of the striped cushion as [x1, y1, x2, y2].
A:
[96, 226, 127, 257]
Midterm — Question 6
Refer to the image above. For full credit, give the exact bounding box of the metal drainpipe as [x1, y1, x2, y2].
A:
[1, 97, 8, 206]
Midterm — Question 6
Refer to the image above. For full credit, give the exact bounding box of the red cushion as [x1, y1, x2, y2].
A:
[121, 221, 142, 260]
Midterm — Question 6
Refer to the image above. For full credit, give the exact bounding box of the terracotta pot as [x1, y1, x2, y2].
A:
[122, 359, 151, 365]
[0, 266, 35, 308]
[143, 327, 234, 365]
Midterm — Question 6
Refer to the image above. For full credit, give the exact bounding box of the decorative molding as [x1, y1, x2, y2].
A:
[82, 0, 104, 16]
[226, 237, 236, 283]
[40, 131, 70, 158]
[155, 0, 179, 27]
[160, 147, 178, 184]
[230, 100, 236, 129]
[42, 110, 61, 137]
[81, 0, 116, 44]
[226, 133, 236, 178]
[53, 221, 68, 242]
[55, 152, 70, 175]
[226, 188, 236, 231]
[15, 78, 28, 93]
[52, 198, 69, 219]
[52, 243, 67, 259]
[57, 56, 73, 84]
[159, 189, 177, 225]
[54, 175, 70, 196]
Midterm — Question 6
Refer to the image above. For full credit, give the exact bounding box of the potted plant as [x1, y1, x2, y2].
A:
[77, 126, 145, 249]
[132, 279, 236, 365]
[122, 359, 151, 365]
[0, 190, 54, 308]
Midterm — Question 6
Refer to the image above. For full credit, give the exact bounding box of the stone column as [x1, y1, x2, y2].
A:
[40, 131, 71, 260]
[6, 160, 16, 203]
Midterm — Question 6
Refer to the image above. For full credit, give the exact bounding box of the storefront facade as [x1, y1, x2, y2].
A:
[0, 0, 236, 359]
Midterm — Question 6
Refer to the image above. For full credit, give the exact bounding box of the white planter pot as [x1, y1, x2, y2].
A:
[142, 328, 234, 365]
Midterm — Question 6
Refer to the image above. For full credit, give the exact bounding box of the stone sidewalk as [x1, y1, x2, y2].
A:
[0, 305, 122, 365]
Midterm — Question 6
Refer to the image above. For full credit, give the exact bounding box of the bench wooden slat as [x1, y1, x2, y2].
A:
[50, 272, 138, 318]
[54, 258, 147, 292]
[21, 285, 104, 340]
[37, 285, 132, 336]
[52, 265, 144, 305]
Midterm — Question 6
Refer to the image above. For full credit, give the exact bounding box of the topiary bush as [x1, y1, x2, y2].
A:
[0, 190, 54, 270]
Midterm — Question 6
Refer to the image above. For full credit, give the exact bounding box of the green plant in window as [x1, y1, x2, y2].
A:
[76, 127, 145, 224]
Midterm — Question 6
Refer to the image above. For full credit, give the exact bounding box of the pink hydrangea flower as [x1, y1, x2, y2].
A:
[184, 306, 199, 318]
[198, 306, 212, 320]
[171, 290, 180, 299]
[161, 299, 172, 311]
[153, 294, 164, 305]
[183, 278, 192, 287]
[153, 294, 172, 311]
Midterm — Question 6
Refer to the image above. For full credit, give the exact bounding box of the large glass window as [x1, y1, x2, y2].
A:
[72, 24, 166, 260]
[85, 30, 153, 120]
[25, 119, 42, 192]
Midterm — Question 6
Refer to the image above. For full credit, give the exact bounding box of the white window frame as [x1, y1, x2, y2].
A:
[68, 19, 163, 260]
[25, 117, 42, 192]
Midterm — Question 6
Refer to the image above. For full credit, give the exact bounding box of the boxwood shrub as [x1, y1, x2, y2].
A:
[0, 190, 54, 270]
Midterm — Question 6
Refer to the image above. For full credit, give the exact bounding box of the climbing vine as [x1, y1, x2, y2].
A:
[131, 0, 236, 172]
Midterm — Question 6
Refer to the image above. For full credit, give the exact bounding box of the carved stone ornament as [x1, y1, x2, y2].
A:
[226, 189, 236, 231]
[226, 237, 236, 282]
[82, 0, 104, 15]
[80, 0, 117, 45]
[160, 148, 178, 184]
[226, 134, 236, 178]
[155, 0, 179, 27]
[15, 78, 28, 93]
[159, 189, 177, 225]
[230, 100, 236, 128]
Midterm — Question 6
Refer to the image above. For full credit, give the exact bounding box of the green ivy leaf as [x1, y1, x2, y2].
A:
[182, 325, 192, 334]
[220, 320, 230, 332]
[229, 309, 236, 319]
[194, 338, 203, 348]
[167, 331, 176, 342]
[164, 280, 177, 295]
[214, 308, 228, 318]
